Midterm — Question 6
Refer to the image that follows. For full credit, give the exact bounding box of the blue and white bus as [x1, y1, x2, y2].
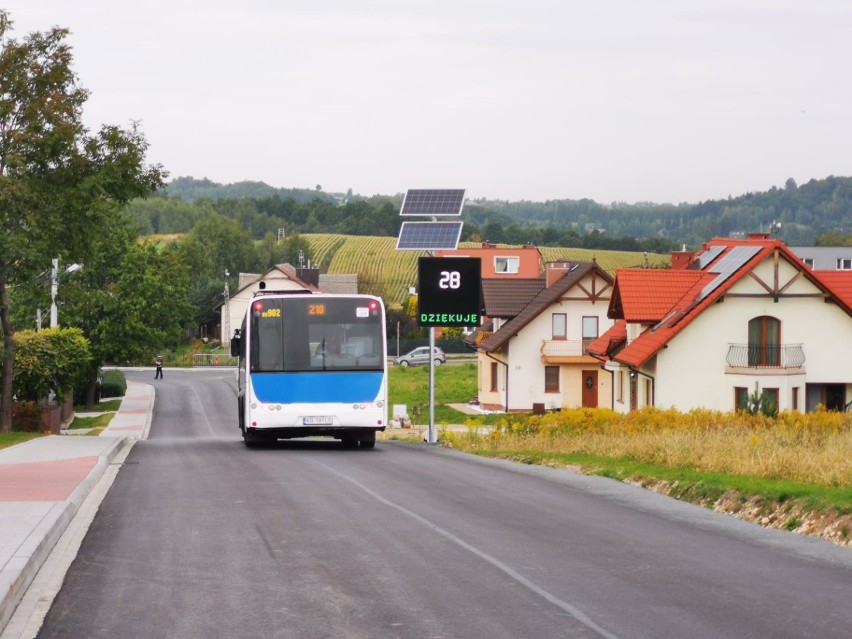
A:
[230, 288, 388, 448]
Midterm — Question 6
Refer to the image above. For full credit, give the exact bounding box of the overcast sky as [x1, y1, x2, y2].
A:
[5, 1, 852, 204]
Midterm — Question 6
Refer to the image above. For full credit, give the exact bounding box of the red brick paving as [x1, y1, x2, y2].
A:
[0, 456, 97, 501]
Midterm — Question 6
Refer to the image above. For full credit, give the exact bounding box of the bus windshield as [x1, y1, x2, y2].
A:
[250, 297, 384, 373]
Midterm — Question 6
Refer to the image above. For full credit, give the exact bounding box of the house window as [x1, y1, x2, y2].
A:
[552, 313, 567, 340]
[802, 258, 814, 268]
[494, 256, 519, 274]
[837, 258, 852, 271]
[545, 366, 559, 393]
[792, 387, 799, 411]
[762, 388, 779, 413]
[490, 362, 498, 392]
[748, 316, 780, 366]
[616, 370, 624, 402]
[735, 387, 749, 411]
[582, 316, 598, 353]
[644, 379, 653, 406]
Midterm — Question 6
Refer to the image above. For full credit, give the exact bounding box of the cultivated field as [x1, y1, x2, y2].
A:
[302, 234, 670, 305]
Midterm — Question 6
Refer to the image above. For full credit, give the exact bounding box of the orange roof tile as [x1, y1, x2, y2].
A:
[814, 271, 852, 308]
[588, 320, 626, 360]
[609, 270, 706, 322]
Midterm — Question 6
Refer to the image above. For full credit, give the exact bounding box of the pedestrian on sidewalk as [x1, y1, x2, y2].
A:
[154, 354, 164, 379]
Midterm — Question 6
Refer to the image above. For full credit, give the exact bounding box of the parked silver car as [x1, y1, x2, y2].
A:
[393, 346, 446, 367]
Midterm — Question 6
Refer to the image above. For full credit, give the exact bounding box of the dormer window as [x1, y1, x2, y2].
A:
[494, 256, 519, 274]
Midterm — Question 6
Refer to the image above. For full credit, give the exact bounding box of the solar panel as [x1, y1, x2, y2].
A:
[396, 221, 464, 251]
[708, 245, 761, 274]
[694, 245, 725, 270]
[698, 245, 762, 301]
[400, 189, 466, 216]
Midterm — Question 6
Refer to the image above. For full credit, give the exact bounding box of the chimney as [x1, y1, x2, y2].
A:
[546, 260, 573, 287]
[747, 232, 771, 240]
[671, 249, 696, 270]
[296, 267, 320, 287]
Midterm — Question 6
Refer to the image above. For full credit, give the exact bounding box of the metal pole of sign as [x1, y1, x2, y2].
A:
[427, 326, 437, 444]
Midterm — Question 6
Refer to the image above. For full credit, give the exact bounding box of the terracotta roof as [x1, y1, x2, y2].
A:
[481, 277, 545, 318]
[479, 262, 613, 352]
[610, 238, 852, 368]
[609, 270, 707, 322]
[814, 270, 852, 308]
[588, 319, 626, 360]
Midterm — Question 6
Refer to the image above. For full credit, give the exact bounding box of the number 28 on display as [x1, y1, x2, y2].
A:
[438, 271, 461, 289]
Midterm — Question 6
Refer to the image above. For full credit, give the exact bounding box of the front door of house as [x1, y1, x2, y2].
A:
[582, 370, 598, 408]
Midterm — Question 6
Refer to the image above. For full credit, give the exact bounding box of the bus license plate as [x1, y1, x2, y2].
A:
[303, 416, 333, 425]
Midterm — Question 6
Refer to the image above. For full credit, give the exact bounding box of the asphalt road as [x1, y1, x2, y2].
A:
[37, 369, 852, 639]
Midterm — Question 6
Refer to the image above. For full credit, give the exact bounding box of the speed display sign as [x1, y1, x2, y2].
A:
[417, 257, 481, 327]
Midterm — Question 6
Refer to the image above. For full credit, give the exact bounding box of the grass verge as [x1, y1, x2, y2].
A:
[68, 412, 116, 436]
[461, 448, 852, 515]
[0, 431, 44, 450]
[73, 399, 122, 413]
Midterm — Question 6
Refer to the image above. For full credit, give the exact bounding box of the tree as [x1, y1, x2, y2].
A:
[0, 12, 165, 431]
[280, 234, 313, 268]
[57, 223, 193, 407]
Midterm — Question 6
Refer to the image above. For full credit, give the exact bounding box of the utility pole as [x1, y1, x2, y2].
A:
[50, 258, 58, 328]
[222, 269, 230, 346]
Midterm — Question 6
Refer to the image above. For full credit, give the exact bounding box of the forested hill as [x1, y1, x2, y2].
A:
[165, 176, 336, 204]
[473, 176, 852, 246]
[140, 175, 852, 247]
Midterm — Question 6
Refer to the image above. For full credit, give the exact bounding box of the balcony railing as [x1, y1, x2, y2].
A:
[726, 344, 805, 369]
[541, 339, 594, 358]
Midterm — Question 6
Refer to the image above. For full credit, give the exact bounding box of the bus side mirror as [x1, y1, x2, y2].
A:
[230, 331, 241, 357]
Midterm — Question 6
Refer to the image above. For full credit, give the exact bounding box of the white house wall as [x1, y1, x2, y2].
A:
[504, 288, 613, 411]
[647, 255, 852, 411]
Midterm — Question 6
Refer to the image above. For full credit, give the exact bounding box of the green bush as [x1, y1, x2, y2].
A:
[100, 370, 127, 398]
[8, 328, 91, 403]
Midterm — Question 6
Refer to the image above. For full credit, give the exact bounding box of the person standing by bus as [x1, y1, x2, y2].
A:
[154, 354, 164, 379]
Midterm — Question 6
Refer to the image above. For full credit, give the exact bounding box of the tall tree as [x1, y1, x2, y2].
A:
[0, 12, 164, 431]
[42, 219, 193, 408]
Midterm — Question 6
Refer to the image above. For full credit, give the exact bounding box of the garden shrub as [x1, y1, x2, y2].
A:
[100, 370, 127, 398]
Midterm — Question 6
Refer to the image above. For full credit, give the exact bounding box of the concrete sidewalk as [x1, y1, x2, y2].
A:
[0, 382, 154, 634]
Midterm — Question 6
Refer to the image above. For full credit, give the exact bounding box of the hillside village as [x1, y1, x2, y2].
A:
[229, 234, 852, 416]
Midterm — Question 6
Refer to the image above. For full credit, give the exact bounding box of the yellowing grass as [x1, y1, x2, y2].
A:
[454, 408, 852, 487]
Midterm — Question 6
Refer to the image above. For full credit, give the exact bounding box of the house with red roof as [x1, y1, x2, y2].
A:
[475, 260, 614, 412]
[589, 235, 852, 413]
